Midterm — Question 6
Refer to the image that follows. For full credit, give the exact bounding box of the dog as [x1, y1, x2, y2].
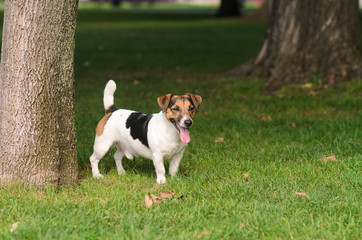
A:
[90, 80, 202, 184]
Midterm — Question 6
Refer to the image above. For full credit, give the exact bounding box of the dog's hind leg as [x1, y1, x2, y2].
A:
[114, 146, 126, 175]
[90, 138, 113, 179]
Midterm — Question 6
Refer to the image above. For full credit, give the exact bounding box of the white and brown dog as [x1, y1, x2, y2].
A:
[90, 80, 202, 184]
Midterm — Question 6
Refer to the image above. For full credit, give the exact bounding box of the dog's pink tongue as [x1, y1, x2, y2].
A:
[179, 127, 190, 143]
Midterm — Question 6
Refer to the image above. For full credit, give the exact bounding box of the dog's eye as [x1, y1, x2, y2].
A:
[189, 106, 195, 111]
[171, 107, 180, 112]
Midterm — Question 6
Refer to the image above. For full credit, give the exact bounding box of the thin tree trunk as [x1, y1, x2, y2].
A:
[217, 0, 240, 17]
[0, 0, 79, 186]
[228, 0, 362, 91]
[111, 0, 122, 7]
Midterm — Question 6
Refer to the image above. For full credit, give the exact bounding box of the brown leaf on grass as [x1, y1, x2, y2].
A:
[145, 194, 153, 208]
[320, 219, 325, 226]
[239, 222, 250, 229]
[309, 90, 317, 97]
[151, 194, 162, 204]
[304, 111, 313, 117]
[295, 192, 310, 199]
[292, 122, 296, 128]
[197, 229, 210, 239]
[202, 112, 211, 115]
[133, 79, 141, 85]
[260, 113, 272, 122]
[179, 195, 188, 200]
[320, 155, 337, 162]
[215, 137, 224, 143]
[86, 164, 92, 171]
[97, 198, 106, 205]
[173, 195, 188, 203]
[242, 173, 252, 184]
[160, 191, 175, 200]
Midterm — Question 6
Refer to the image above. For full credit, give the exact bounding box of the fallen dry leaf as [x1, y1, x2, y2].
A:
[176, 195, 188, 202]
[320, 220, 325, 226]
[97, 198, 106, 205]
[86, 164, 92, 171]
[215, 137, 224, 143]
[295, 192, 310, 199]
[260, 113, 272, 122]
[320, 155, 337, 162]
[242, 173, 253, 184]
[160, 191, 175, 200]
[150, 194, 161, 204]
[197, 229, 210, 239]
[309, 90, 317, 97]
[292, 122, 296, 128]
[133, 79, 141, 85]
[145, 194, 153, 208]
[239, 222, 250, 229]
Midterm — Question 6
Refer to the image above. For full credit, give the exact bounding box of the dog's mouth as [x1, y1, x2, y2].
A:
[171, 119, 190, 144]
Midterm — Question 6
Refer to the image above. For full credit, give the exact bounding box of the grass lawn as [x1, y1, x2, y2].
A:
[1, 6, 361, 240]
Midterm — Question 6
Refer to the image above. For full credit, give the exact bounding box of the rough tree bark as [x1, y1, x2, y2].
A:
[228, 0, 362, 91]
[217, 0, 241, 17]
[247, 0, 272, 21]
[0, 0, 79, 186]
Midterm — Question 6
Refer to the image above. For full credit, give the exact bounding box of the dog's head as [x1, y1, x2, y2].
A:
[157, 93, 202, 143]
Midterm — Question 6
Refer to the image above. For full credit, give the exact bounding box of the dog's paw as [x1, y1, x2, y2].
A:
[92, 173, 104, 179]
[117, 170, 126, 175]
[157, 177, 166, 184]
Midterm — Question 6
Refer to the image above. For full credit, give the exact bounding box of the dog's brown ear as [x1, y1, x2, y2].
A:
[157, 94, 173, 112]
[187, 93, 202, 111]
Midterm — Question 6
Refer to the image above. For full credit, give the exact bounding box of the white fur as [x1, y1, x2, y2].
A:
[103, 80, 116, 109]
[90, 81, 188, 184]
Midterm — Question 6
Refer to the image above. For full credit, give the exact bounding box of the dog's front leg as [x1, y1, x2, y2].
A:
[169, 149, 184, 177]
[152, 153, 166, 184]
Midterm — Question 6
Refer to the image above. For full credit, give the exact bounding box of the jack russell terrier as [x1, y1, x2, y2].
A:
[90, 80, 202, 184]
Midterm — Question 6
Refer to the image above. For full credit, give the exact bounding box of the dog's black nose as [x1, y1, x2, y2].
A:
[184, 120, 193, 128]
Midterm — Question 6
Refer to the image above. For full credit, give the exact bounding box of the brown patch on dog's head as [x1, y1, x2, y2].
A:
[187, 93, 202, 112]
[157, 94, 173, 112]
[96, 112, 112, 136]
[157, 93, 202, 143]
[157, 94, 202, 126]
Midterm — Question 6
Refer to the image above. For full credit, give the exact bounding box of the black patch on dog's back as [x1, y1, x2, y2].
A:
[126, 112, 153, 147]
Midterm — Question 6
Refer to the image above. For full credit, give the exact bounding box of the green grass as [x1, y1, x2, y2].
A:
[1, 8, 362, 240]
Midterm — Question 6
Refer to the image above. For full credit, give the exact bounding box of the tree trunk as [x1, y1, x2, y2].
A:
[0, 0, 79, 186]
[217, 0, 240, 17]
[247, 0, 272, 21]
[111, 0, 122, 7]
[228, 0, 362, 91]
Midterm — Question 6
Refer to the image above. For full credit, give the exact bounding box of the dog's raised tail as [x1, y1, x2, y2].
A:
[103, 80, 117, 111]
